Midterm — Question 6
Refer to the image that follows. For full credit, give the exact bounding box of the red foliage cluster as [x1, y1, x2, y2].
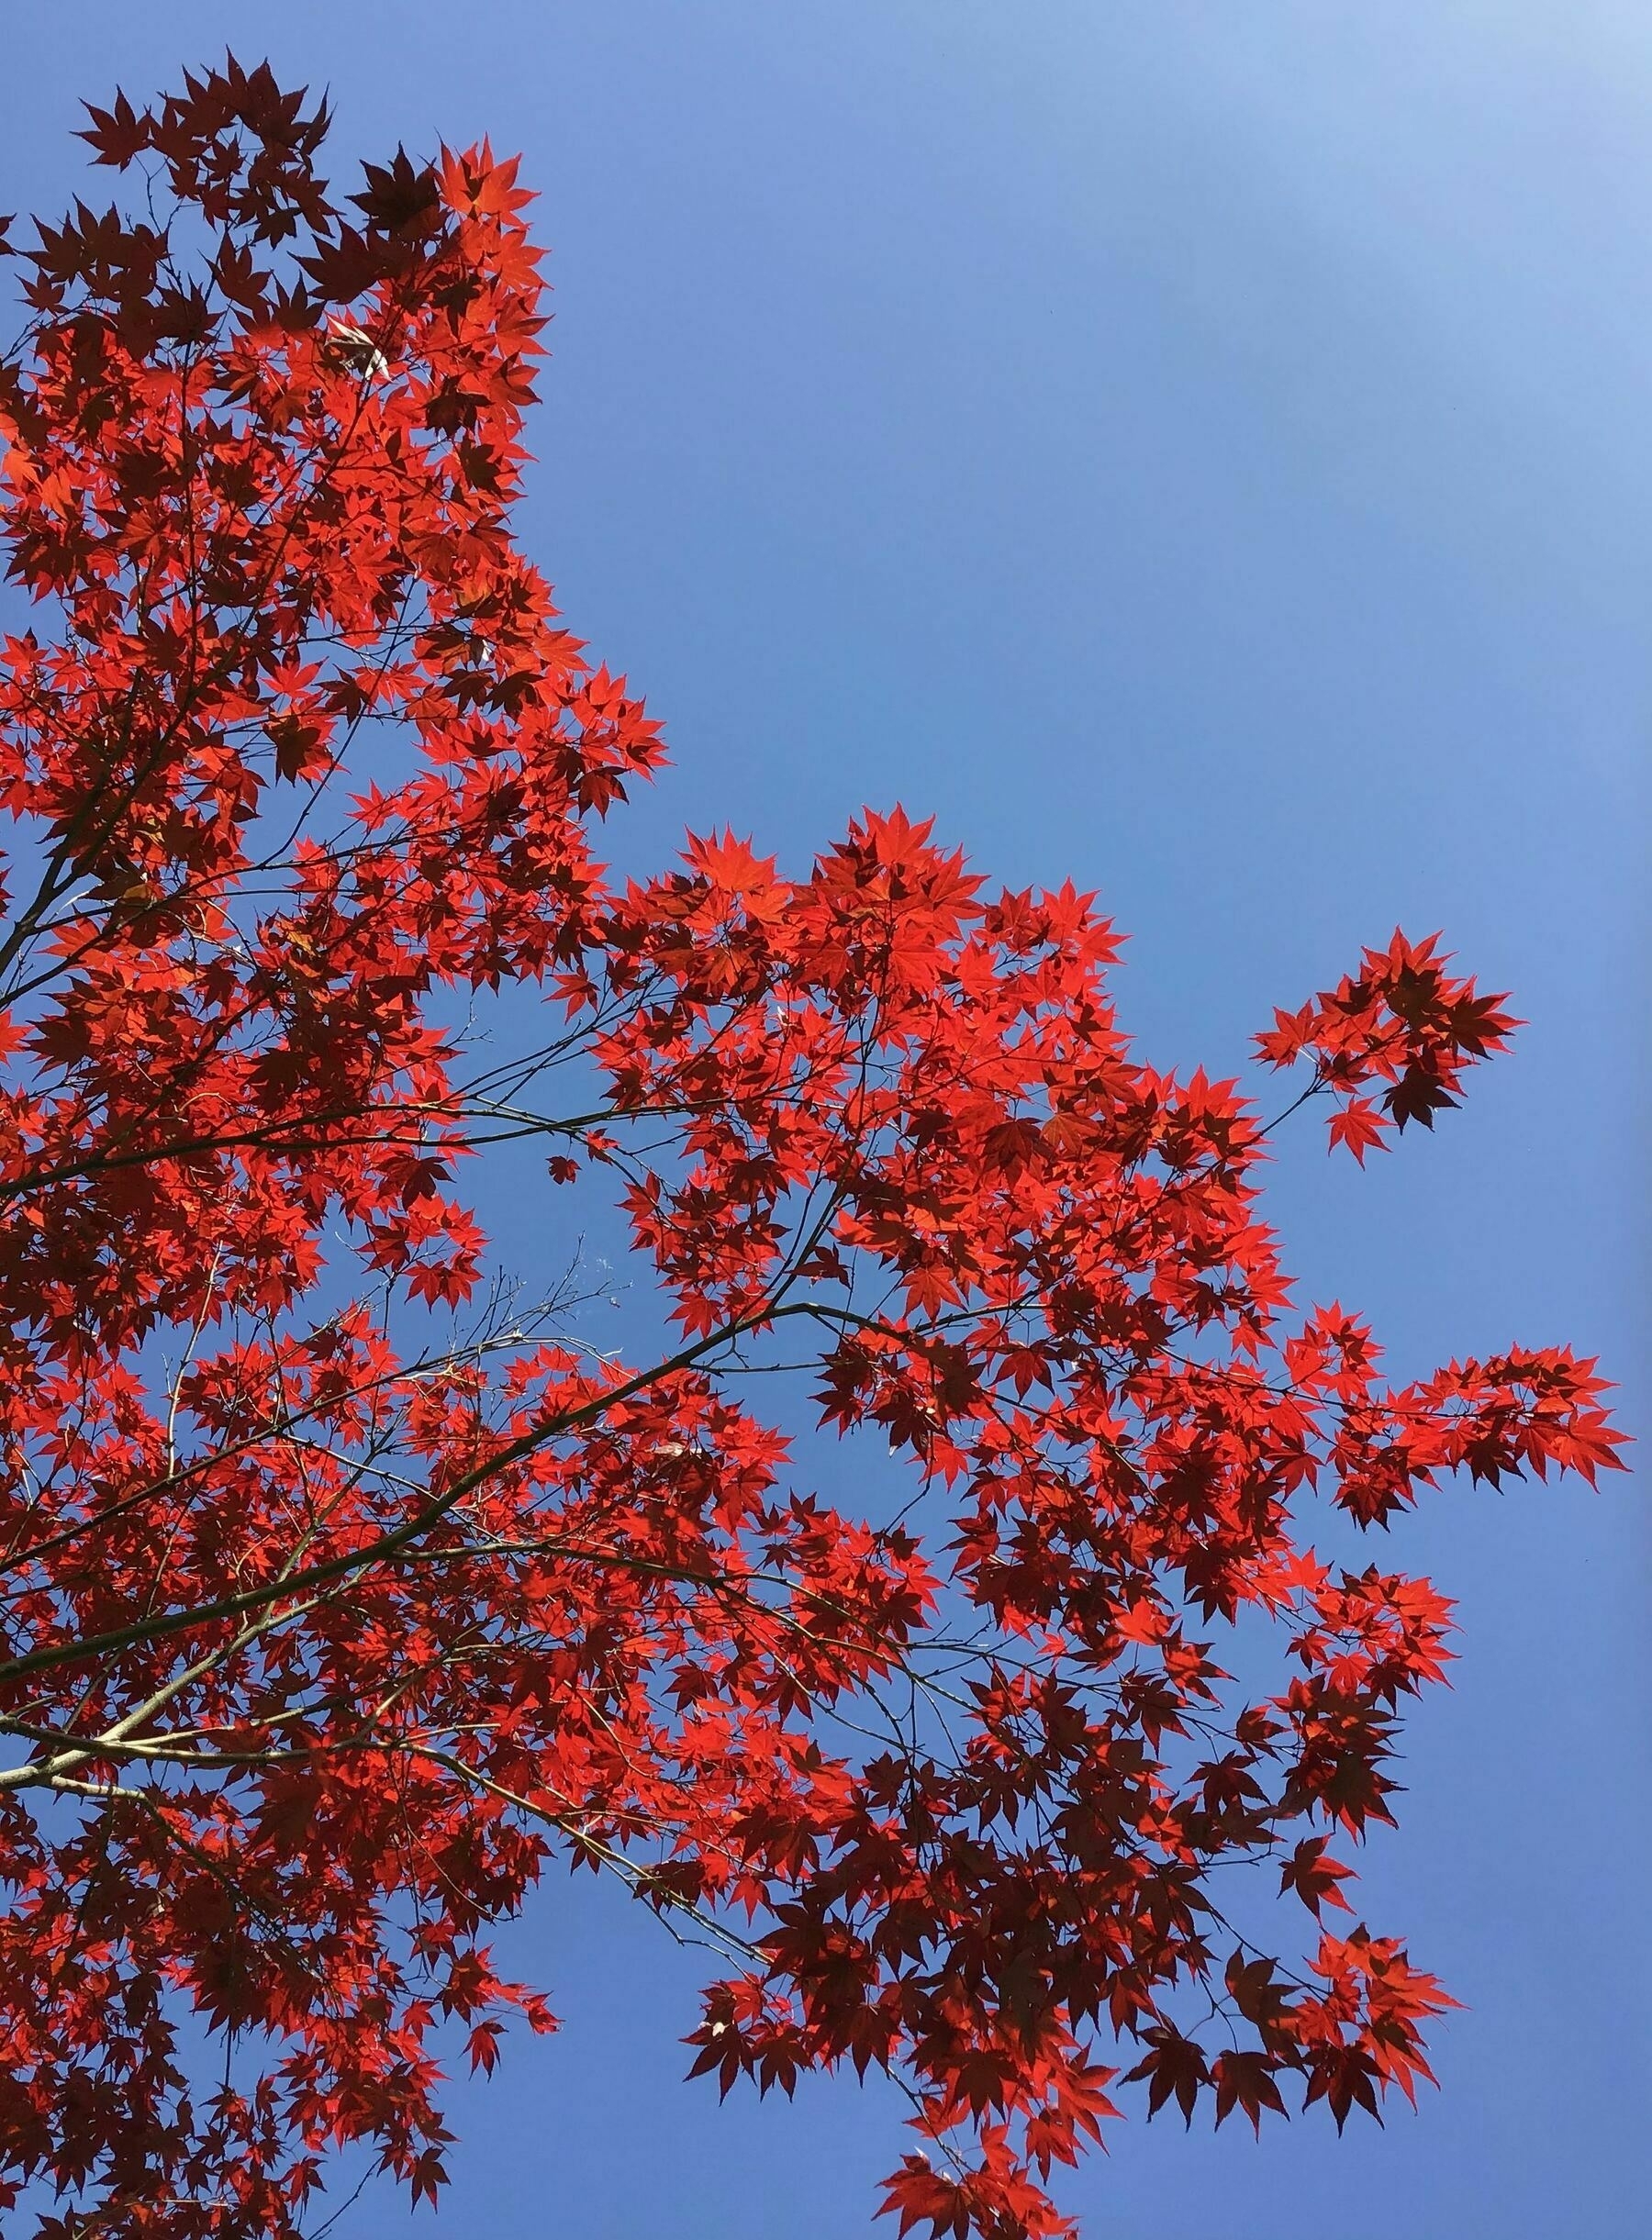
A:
[1255, 928, 1520, 1164]
[0, 61, 1624, 2238]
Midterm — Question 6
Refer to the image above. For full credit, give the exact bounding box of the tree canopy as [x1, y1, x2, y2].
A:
[0, 60, 1624, 2239]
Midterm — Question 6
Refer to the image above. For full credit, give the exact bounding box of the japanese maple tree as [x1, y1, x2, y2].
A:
[0, 60, 1624, 2240]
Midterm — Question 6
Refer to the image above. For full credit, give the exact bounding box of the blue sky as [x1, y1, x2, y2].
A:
[2, 5, 1647, 2234]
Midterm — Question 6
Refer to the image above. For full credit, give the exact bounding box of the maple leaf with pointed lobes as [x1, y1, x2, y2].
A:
[1326, 1093, 1389, 1165]
[1211, 2049, 1289, 2136]
[352, 148, 443, 240]
[1123, 2027, 1209, 2127]
[0, 57, 1624, 2240]
[76, 90, 151, 170]
[1280, 1836, 1357, 1919]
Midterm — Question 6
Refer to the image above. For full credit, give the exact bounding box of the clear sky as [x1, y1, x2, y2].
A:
[2, 5, 1647, 2235]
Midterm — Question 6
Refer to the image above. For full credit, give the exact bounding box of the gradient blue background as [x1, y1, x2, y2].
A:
[3, 6, 1646, 2235]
